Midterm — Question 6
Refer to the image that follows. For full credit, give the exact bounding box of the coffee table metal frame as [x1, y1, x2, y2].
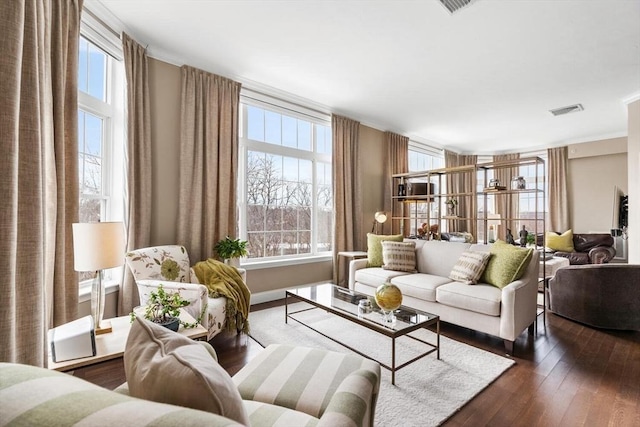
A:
[285, 283, 440, 385]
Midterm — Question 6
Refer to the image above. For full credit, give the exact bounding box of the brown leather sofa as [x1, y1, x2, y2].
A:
[549, 264, 640, 330]
[551, 233, 616, 265]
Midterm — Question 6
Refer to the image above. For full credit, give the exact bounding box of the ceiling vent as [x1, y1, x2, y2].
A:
[439, 0, 476, 14]
[549, 104, 584, 116]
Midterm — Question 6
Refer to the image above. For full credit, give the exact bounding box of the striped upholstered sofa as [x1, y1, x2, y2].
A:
[0, 344, 380, 427]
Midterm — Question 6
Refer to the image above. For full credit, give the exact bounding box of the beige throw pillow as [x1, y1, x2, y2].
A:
[449, 250, 491, 284]
[124, 317, 249, 425]
[382, 241, 417, 272]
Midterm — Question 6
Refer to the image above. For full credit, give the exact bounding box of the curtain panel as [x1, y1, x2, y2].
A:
[548, 146, 570, 233]
[493, 153, 520, 241]
[0, 0, 82, 366]
[177, 66, 241, 264]
[120, 33, 152, 315]
[458, 154, 478, 240]
[332, 115, 361, 283]
[383, 132, 409, 235]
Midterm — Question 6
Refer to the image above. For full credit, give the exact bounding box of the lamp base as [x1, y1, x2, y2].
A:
[95, 320, 112, 335]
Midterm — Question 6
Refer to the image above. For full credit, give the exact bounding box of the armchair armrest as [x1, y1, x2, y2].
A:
[136, 279, 208, 326]
[317, 367, 381, 427]
[588, 246, 616, 264]
[348, 258, 369, 290]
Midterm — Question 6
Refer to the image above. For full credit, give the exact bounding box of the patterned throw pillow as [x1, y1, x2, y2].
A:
[367, 233, 404, 267]
[449, 250, 491, 284]
[481, 240, 534, 289]
[382, 241, 417, 272]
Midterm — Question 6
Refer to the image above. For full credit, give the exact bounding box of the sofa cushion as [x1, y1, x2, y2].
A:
[481, 240, 533, 289]
[355, 267, 411, 288]
[415, 240, 472, 277]
[449, 250, 491, 284]
[390, 273, 453, 302]
[243, 400, 320, 427]
[382, 240, 417, 272]
[436, 282, 502, 316]
[367, 233, 404, 267]
[124, 317, 250, 425]
[546, 230, 574, 252]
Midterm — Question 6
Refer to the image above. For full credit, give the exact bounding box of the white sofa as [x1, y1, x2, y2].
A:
[349, 240, 540, 354]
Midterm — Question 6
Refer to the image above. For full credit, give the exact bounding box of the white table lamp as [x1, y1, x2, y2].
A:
[72, 222, 125, 334]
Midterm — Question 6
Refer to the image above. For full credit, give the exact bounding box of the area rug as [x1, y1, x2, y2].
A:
[248, 303, 514, 427]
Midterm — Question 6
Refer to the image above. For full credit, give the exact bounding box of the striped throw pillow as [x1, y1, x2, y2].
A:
[382, 241, 417, 272]
[449, 250, 491, 284]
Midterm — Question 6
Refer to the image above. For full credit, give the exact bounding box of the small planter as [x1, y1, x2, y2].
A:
[157, 317, 180, 332]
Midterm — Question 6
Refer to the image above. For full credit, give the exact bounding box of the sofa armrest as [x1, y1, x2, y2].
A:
[0, 363, 242, 427]
[317, 368, 381, 427]
[348, 258, 369, 290]
[136, 279, 208, 328]
[499, 277, 538, 342]
[588, 246, 616, 264]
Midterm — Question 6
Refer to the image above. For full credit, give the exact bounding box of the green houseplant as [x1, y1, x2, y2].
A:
[214, 236, 248, 265]
[131, 285, 193, 332]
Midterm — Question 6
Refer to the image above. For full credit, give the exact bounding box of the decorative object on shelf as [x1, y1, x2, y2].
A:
[214, 236, 248, 268]
[506, 228, 515, 245]
[484, 178, 506, 192]
[398, 183, 406, 197]
[445, 198, 458, 216]
[131, 284, 192, 332]
[511, 176, 526, 190]
[417, 222, 439, 240]
[526, 232, 536, 247]
[72, 222, 125, 335]
[519, 225, 528, 247]
[487, 213, 501, 243]
[374, 282, 402, 323]
[371, 211, 388, 234]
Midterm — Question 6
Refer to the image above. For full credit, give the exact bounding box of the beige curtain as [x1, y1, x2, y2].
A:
[459, 154, 478, 239]
[548, 146, 570, 233]
[444, 150, 459, 232]
[383, 132, 409, 235]
[120, 33, 152, 315]
[0, 0, 82, 366]
[332, 115, 361, 283]
[177, 66, 241, 263]
[494, 153, 520, 240]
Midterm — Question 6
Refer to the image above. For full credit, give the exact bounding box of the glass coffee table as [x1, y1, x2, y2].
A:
[285, 283, 439, 385]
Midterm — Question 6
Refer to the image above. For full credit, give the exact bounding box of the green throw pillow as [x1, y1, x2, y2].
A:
[481, 240, 533, 289]
[367, 233, 404, 267]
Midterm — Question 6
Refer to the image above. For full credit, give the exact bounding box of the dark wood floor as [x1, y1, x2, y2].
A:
[83, 300, 640, 426]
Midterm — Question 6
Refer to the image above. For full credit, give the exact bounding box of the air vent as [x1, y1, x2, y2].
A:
[550, 104, 584, 116]
[439, 0, 476, 14]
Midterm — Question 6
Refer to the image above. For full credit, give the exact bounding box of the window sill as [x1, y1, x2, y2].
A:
[241, 254, 332, 271]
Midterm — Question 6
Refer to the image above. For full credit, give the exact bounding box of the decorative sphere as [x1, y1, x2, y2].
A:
[375, 283, 402, 312]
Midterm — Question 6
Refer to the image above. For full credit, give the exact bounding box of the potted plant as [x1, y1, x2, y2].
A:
[130, 285, 190, 332]
[445, 198, 458, 216]
[214, 236, 248, 267]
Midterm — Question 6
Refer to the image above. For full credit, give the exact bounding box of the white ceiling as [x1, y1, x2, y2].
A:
[92, 0, 640, 154]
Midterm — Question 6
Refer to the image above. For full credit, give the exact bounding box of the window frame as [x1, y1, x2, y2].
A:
[238, 92, 333, 267]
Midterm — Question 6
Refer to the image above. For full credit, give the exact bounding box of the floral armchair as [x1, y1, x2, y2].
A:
[125, 245, 245, 341]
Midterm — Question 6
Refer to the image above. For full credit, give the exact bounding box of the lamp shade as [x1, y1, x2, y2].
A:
[72, 222, 125, 271]
[374, 211, 388, 224]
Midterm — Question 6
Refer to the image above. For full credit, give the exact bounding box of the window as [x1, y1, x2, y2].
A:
[78, 35, 124, 224]
[406, 142, 444, 236]
[239, 98, 332, 262]
[76, 18, 125, 287]
[518, 153, 547, 234]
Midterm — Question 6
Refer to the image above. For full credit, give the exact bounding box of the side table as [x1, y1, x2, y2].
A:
[336, 251, 368, 287]
[537, 256, 570, 327]
[48, 309, 207, 372]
